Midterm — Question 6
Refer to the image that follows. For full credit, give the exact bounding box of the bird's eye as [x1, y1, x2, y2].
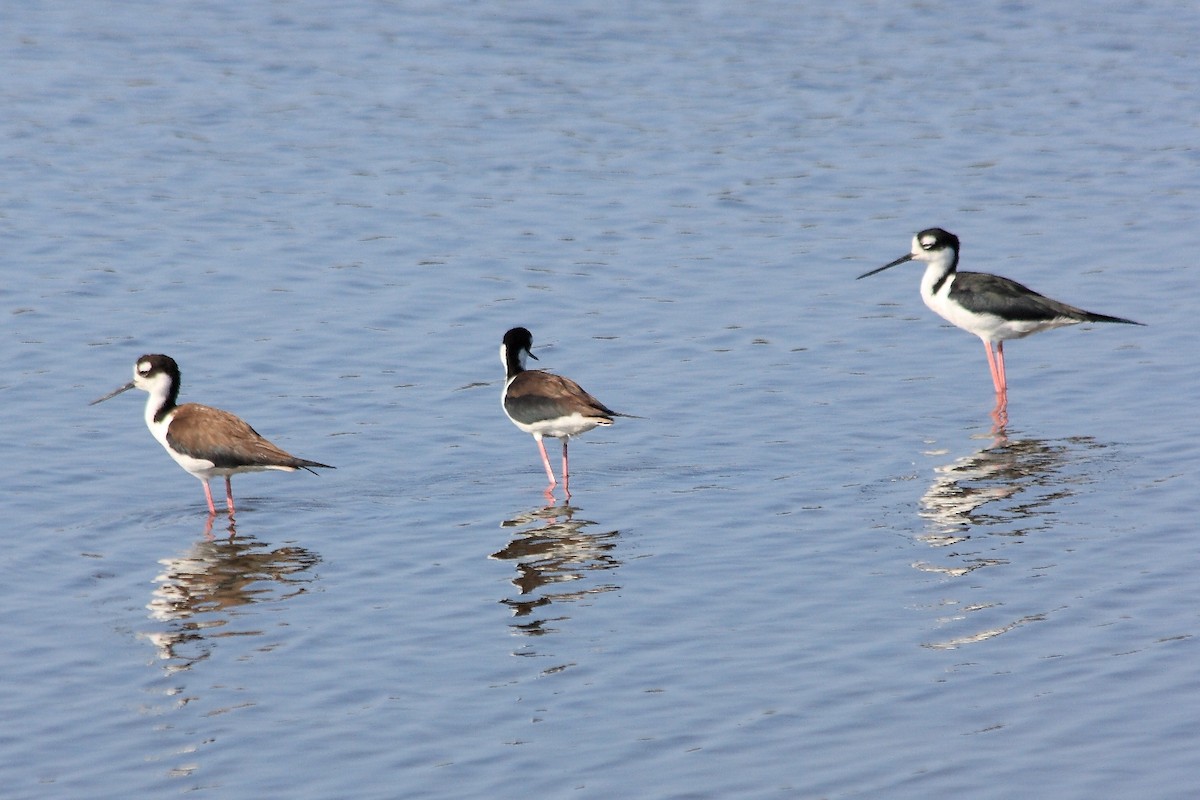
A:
[920, 237, 935, 250]
[138, 363, 151, 375]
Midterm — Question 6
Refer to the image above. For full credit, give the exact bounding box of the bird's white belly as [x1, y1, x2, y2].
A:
[516, 412, 606, 440]
[162, 447, 219, 480]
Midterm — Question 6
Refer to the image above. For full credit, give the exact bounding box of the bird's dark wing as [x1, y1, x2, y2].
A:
[504, 371, 617, 426]
[168, 404, 333, 471]
[950, 271, 1138, 324]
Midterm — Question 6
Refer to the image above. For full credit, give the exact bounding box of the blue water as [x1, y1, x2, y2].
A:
[4, 1, 1200, 797]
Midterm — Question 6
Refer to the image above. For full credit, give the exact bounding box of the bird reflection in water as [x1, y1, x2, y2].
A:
[915, 430, 1103, 649]
[492, 504, 621, 643]
[143, 519, 321, 673]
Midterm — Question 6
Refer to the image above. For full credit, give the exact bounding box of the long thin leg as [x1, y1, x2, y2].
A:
[202, 480, 217, 516]
[224, 476, 236, 515]
[979, 340, 1008, 395]
[561, 439, 571, 498]
[984, 339, 1009, 426]
[535, 436, 557, 487]
[984, 340, 1003, 395]
[994, 341, 1008, 396]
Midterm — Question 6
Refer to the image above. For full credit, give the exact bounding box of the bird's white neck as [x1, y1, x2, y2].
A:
[141, 376, 178, 444]
[918, 247, 958, 303]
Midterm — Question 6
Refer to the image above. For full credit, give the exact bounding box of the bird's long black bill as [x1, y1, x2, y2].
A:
[857, 253, 913, 280]
[89, 382, 135, 405]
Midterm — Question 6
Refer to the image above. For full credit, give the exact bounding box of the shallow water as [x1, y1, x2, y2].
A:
[4, 1, 1200, 797]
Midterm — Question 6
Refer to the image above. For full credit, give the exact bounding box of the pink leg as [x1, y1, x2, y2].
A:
[225, 476, 236, 515]
[561, 439, 571, 498]
[535, 437, 557, 487]
[201, 480, 217, 516]
[982, 340, 1004, 395]
[994, 341, 1008, 396]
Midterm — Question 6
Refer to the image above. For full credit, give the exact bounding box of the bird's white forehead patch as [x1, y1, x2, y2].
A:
[918, 233, 937, 249]
[137, 360, 153, 374]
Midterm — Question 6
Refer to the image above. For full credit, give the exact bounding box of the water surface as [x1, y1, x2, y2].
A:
[3, 1, 1199, 798]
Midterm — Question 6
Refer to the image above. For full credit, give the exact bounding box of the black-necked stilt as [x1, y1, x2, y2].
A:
[858, 228, 1143, 398]
[501, 327, 634, 495]
[91, 354, 334, 516]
